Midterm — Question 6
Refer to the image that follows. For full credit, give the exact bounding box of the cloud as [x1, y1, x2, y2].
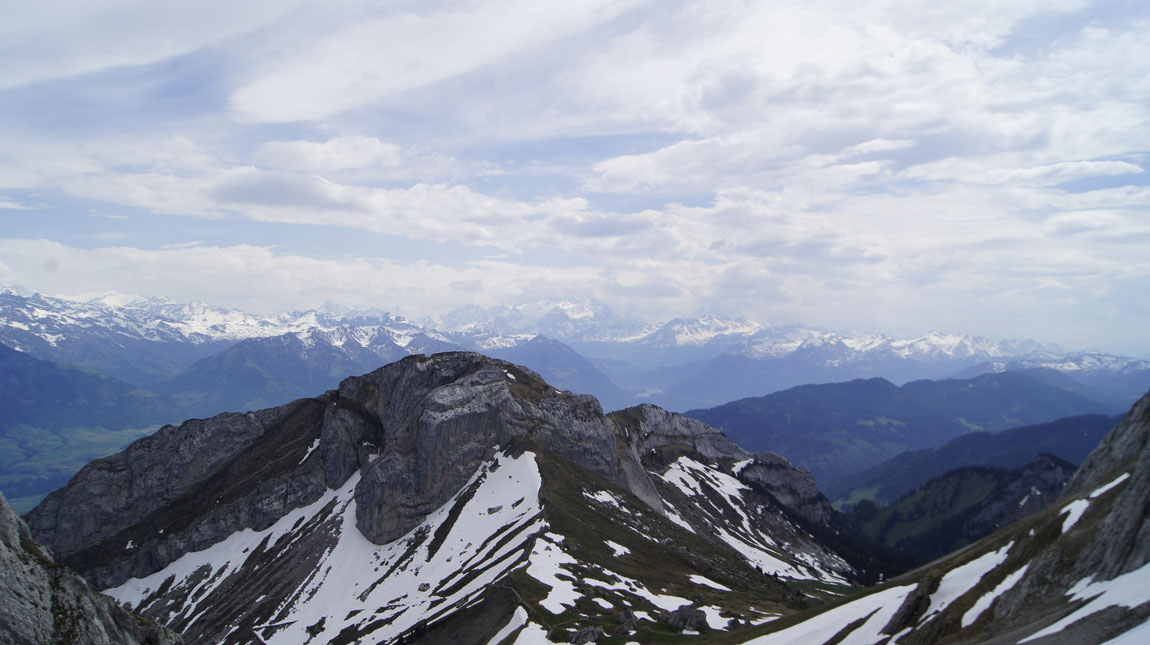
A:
[230, 0, 644, 122]
[253, 136, 403, 172]
[3, 0, 1150, 354]
[0, 200, 37, 210]
[0, 1, 305, 89]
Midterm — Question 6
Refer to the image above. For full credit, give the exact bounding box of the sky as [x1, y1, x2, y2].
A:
[1, 0, 1148, 355]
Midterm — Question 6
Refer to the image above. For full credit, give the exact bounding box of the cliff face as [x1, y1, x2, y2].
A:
[24, 352, 849, 644]
[0, 492, 180, 645]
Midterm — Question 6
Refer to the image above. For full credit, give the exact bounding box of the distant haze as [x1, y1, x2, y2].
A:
[0, 1, 1147, 356]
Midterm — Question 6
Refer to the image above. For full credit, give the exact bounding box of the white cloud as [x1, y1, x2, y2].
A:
[3, 0, 1149, 353]
[230, 0, 645, 122]
[254, 136, 403, 172]
[0, 0, 305, 89]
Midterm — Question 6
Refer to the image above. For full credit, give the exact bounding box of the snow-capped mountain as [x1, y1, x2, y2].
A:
[25, 353, 864, 644]
[2, 286, 1146, 413]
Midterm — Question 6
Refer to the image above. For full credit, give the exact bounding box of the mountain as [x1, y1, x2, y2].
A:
[0, 342, 174, 432]
[0, 343, 181, 512]
[826, 413, 1117, 506]
[740, 388, 1150, 644]
[25, 353, 865, 644]
[480, 334, 633, 411]
[6, 286, 1148, 414]
[0, 290, 229, 385]
[436, 299, 647, 345]
[847, 454, 1077, 565]
[584, 326, 1065, 412]
[150, 329, 410, 416]
[685, 372, 1113, 484]
[960, 356, 1150, 412]
[0, 491, 180, 644]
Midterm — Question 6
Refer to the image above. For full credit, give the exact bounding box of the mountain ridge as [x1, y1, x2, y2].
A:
[24, 352, 863, 643]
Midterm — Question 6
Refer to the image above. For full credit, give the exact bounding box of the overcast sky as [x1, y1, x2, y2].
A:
[1, 0, 1147, 354]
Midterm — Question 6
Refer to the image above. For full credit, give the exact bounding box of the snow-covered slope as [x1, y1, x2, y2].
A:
[734, 389, 1150, 644]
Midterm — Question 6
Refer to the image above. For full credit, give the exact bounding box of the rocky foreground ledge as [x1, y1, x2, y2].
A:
[0, 490, 181, 644]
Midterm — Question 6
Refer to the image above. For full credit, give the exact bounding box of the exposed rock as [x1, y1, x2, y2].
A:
[616, 608, 638, 633]
[570, 625, 605, 643]
[30, 352, 846, 591]
[996, 391, 1150, 625]
[740, 452, 830, 524]
[666, 604, 707, 632]
[0, 491, 181, 645]
[22, 352, 859, 643]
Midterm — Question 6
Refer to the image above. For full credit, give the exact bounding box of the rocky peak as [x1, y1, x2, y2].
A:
[24, 352, 860, 643]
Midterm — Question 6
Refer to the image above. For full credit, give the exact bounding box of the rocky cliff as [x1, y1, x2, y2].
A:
[0, 491, 180, 645]
[25, 352, 853, 643]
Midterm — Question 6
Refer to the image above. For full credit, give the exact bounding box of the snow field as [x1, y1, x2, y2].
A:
[744, 584, 916, 644]
[961, 564, 1029, 628]
[1021, 560, 1150, 643]
[108, 451, 547, 644]
[922, 542, 1014, 622]
[660, 456, 845, 583]
[689, 574, 732, 591]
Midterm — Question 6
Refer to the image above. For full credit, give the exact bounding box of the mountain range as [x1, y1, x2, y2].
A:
[6, 351, 1150, 643]
[826, 413, 1118, 506]
[21, 353, 868, 643]
[685, 373, 1114, 484]
[5, 287, 1148, 416]
[744, 389, 1150, 643]
[4, 285, 1147, 514]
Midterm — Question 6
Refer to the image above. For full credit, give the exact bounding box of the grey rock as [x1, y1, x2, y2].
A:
[0, 491, 181, 645]
[666, 604, 707, 632]
[740, 452, 830, 524]
[24, 351, 856, 630]
[570, 625, 605, 643]
[616, 607, 638, 633]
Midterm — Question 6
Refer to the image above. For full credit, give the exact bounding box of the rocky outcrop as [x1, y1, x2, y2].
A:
[0, 491, 180, 645]
[29, 352, 821, 592]
[1006, 390, 1150, 604]
[339, 354, 619, 544]
[740, 452, 830, 525]
[666, 604, 708, 632]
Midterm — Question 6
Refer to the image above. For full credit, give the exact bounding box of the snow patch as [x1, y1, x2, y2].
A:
[922, 542, 1014, 623]
[584, 490, 628, 513]
[1090, 472, 1130, 499]
[1022, 560, 1150, 642]
[663, 508, 695, 533]
[605, 541, 630, 557]
[962, 564, 1029, 628]
[297, 438, 320, 465]
[689, 574, 732, 592]
[745, 584, 916, 644]
[487, 606, 528, 645]
[699, 605, 728, 629]
[526, 536, 581, 614]
[1060, 499, 1090, 533]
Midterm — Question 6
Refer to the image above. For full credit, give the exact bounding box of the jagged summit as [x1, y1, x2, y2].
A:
[26, 352, 855, 644]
